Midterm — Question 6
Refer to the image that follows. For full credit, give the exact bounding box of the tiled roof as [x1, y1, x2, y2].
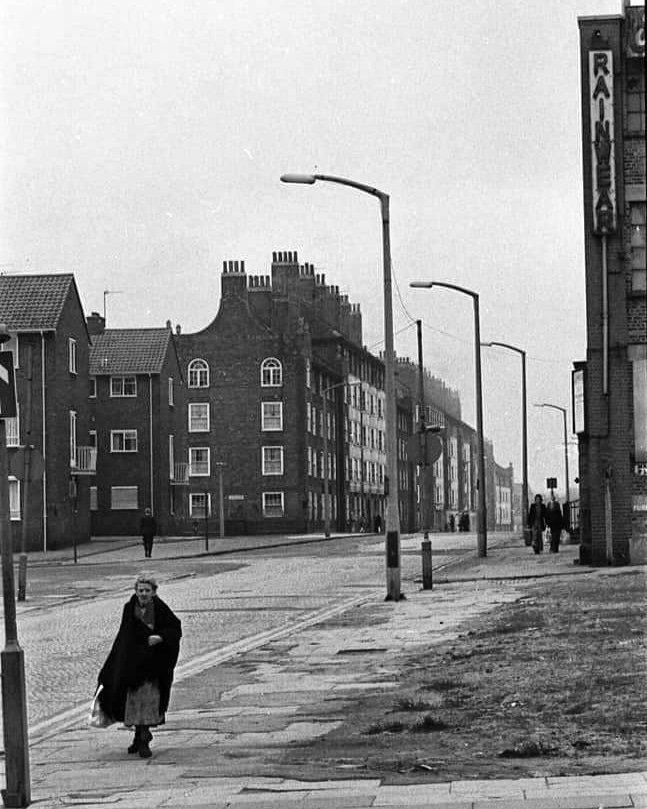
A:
[90, 329, 172, 375]
[0, 273, 75, 331]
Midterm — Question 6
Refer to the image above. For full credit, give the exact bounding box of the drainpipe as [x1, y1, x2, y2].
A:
[149, 374, 154, 513]
[601, 235, 609, 396]
[41, 331, 47, 552]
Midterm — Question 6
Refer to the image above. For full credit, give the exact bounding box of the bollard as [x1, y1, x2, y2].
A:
[421, 539, 433, 590]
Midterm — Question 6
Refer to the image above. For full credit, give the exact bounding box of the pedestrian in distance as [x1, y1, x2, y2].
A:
[96, 572, 182, 758]
[546, 492, 564, 553]
[527, 494, 547, 555]
[449, 513, 456, 532]
[373, 513, 383, 534]
[140, 507, 157, 558]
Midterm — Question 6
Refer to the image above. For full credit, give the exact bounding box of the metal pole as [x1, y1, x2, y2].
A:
[473, 295, 487, 558]
[280, 173, 401, 599]
[204, 489, 209, 552]
[483, 342, 528, 544]
[0, 419, 31, 806]
[218, 465, 224, 540]
[521, 350, 529, 543]
[17, 344, 33, 601]
[380, 194, 402, 600]
[562, 408, 570, 511]
[416, 320, 426, 537]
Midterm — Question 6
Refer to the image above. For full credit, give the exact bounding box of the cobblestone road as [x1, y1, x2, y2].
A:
[0, 531, 480, 746]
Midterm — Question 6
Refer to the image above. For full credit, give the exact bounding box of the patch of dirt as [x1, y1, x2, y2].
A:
[280, 568, 647, 783]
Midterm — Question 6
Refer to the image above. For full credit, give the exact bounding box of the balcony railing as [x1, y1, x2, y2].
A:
[71, 446, 97, 475]
[171, 462, 189, 485]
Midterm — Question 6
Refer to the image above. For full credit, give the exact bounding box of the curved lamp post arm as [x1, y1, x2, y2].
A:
[281, 173, 387, 203]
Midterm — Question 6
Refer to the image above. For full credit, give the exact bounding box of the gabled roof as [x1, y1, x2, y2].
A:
[90, 329, 174, 375]
[0, 273, 78, 331]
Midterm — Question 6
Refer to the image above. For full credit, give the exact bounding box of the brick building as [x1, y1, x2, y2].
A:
[88, 316, 186, 536]
[173, 252, 389, 535]
[575, 4, 646, 564]
[0, 273, 94, 550]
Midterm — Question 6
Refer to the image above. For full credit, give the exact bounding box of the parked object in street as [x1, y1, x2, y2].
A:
[140, 508, 157, 558]
[95, 572, 182, 758]
[527, 494, 547, 555]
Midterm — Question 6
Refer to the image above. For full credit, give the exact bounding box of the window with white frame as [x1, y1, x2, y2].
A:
[89, 377, 96, 398]
[190, 492, 211, 518]
[90, 486, 98, 511]
[169, 435, 175, 479]
[261, 401, 283, 431]
[188, 402, 210, 432]
[68, 338, 77, 374]
[89, 430, 97, 449]
[189, 447, 210, 476]
[111, 486, 138, 509]
[5, 411, 19, 447]
[168, 377, 174, 406]
[9, 479, 20, 520]
[261, 357, 282, 387]
[111, 376, 137, 397]
[111, 429, 138, 452]
[188, 359, 209, 388]
[262, 491, 284, 517]
[69, 410, 77, 465]
[305, 359, 311, 388]
[262, 446, 283, 475]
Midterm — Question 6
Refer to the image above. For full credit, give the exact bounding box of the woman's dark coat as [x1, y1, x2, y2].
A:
[527, 502, 547, 531]
[98, 594, 182, 722]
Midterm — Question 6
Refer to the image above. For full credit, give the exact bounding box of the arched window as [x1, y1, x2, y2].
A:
[261, 357, 282, 387]
[188, 359, 209, 388]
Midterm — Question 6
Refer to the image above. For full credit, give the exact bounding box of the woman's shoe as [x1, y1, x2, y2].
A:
[127, 732, 139, 754]
[138, 743, 152, 758]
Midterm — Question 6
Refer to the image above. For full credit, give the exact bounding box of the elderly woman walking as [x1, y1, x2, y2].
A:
[96, 572, 182, 758]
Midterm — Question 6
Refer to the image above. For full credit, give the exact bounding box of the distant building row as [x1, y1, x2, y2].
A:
[0, 254, 514, 551]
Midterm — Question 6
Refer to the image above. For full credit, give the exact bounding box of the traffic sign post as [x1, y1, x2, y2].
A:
[0, 326, 31, 807]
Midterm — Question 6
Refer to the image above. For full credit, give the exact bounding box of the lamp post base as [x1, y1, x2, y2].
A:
[1, 646, 31, 807]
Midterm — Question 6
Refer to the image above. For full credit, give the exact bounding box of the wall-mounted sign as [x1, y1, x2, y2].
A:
[572, 367, 585, 435]
[625, 6, 645, 57]
[589, 50, 616, 235]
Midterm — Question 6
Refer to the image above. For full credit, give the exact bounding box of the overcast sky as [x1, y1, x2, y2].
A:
[1, 0, 627, 498]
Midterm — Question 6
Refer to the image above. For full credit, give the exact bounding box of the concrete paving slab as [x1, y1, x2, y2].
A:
[372, 782, 453, 803]
[472, 796, 634, 809]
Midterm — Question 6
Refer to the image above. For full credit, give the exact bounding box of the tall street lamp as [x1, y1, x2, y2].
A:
[281, 173, 402, 601]
[534, 402, 570, 512]
[410, 280, 487, 557]
[482, 341, 529, 544]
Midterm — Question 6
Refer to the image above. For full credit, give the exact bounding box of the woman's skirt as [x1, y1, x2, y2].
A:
[124, 680, 163, 727]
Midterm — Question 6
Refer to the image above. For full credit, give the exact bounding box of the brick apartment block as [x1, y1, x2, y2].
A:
[0, 274, 93, 551]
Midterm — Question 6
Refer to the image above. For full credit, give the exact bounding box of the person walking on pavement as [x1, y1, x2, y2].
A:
[96, 572, 182, 758]
[527, 494, 547, 554]
[546, 492, 564, 553]
[140, 507, 157, 558]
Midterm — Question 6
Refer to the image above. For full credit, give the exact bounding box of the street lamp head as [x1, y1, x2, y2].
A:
[280, 174, 316, 185]
[409, 281, 434, 289]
